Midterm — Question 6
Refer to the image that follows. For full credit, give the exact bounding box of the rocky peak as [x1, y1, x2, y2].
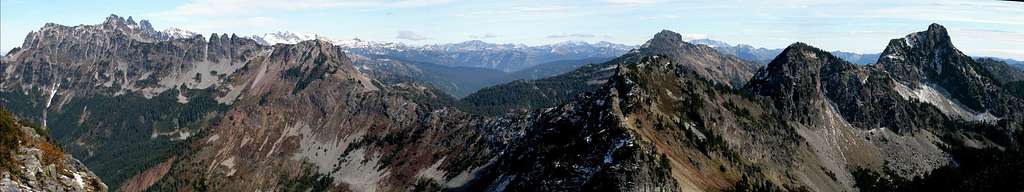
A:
[876, 23, 1009, 112]
[101, 14, 128, 29]
[4, 14, 272, 100]
[747, 42, 855, 124]
[266, 39, 371, 92]
[100, 14, 154, 34]
[138, 20, 155, 32]
[749, 43, 824, 96]
[642, 30, 688, 49]
[904, 24, 954, 50]
[126, 16, 137, 26]
[631, 29, 757, 87]
[25, 14, 173, 45]
[878, 23, 970, 85]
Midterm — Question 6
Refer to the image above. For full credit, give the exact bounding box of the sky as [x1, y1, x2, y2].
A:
[1, 0, 1022, 59]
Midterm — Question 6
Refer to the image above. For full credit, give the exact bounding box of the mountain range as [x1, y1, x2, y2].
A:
[2, 14, 1023, 192]
[242, 31, 635, 73]
[688, 38, 882, 65]
[38, 24, 1014, 100]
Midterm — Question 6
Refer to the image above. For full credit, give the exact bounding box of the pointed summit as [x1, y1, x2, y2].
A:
[102, 14, 128, 29]
[104, 14, 124, 23]
[903, 23, 954, 50]
[878, 23, 969, 85]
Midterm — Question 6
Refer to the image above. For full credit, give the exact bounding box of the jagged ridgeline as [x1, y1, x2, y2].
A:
[2, 13, 1022, 191]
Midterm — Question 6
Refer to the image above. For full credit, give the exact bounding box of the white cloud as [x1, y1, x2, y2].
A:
[397, 30, 430, 41]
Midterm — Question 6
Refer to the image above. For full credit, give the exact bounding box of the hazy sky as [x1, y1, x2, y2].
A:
[1, 0, 1022, 59]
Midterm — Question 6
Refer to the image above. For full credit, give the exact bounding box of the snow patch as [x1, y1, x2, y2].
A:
[251, 31, 333, 45]
[162, 27, 198, 39]
[893, 82, 994, 122]
[46, 82, 60, 108]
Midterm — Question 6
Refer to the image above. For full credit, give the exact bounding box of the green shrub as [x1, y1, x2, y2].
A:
[0, 108, 23, 171]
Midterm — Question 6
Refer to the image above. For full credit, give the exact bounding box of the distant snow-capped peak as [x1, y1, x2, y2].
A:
[336, 38, 406, 50]
[687, 39, 731, 48]
[162, 28, 198, 39]
[250, 31, 333, 45]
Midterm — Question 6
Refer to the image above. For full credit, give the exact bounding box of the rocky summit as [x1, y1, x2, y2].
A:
[1, 13, 1022, 192]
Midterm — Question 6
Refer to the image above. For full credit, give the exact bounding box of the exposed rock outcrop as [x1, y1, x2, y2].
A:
[0, 110, 107, 191]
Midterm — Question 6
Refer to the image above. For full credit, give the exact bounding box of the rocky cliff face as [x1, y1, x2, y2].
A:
[743, 24, 1024, 188]
[877, 24, 1023, 120]
[1, 110, 107, 192]
[0, 14, 268, 187]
